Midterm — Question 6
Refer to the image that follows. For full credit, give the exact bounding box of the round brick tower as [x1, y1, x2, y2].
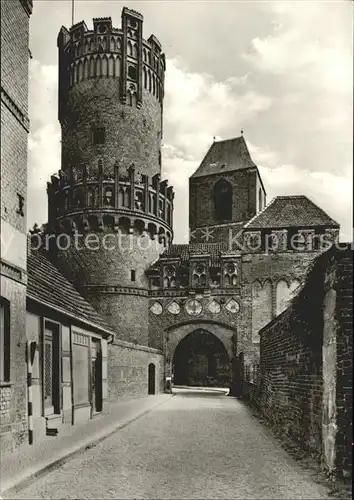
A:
[47, 8, 173, 344]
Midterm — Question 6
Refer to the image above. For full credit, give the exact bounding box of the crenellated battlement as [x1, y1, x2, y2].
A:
[47, 162, 174, 233]
[58, 9, 165, 112]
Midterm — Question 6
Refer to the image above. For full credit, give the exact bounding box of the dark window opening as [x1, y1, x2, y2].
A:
[17, 194, 25, 217]
[179, 266, 189, 288]
[214, 179, 232, 221]
[258, 188, 262, 212]
[93, 127, 105, 145]
[131, 270, 136, 282]
[0, 297, 10, 382]
[209, 267, 221, 287]
[128, 65, 137, 81]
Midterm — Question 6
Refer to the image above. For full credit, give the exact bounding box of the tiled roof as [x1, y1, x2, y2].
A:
[243, 196, 340, 230]
[147, 242, 239, 271]
[191, 136, 256, 178]
[27, 249, 114, 336]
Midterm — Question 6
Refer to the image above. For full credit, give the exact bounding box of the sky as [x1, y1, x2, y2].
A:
[27, 0, 353, 242]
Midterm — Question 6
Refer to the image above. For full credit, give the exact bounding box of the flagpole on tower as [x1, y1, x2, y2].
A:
[72, 0, 75, 26]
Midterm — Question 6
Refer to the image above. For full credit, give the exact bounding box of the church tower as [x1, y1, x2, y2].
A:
[189, 136, 266, 244]
[47, 8, 174, 344]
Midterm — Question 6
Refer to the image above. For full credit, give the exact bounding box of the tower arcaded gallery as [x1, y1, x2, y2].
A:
[47, 8, 174, 344]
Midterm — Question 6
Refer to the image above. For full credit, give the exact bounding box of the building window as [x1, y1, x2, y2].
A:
[178, 265, 189, 288]
[258, 188, 262, 212]
[163, 265, 176, 288]
[128, 65, 137, 81]
[209, 267, 221, 288]
[214, 179, 232, 221]
[0, 298, 10, 382]
[92, 127, 105, 145]
[192, 263, 207, 288]
[103, 188, 114, 206]
[224, 262, 238, 287]
[17, 194, 25, 217]
[131, 270, 136, 282]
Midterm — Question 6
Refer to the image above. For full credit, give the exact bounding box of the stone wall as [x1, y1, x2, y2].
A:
[108, 341, 164, 401]
[256, 244, 353, 478]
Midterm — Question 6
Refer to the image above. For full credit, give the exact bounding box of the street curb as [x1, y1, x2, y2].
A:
[173, 386, 229, 394]
[1, 394, 174, 498]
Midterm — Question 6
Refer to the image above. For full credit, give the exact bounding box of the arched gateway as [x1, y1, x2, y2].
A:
[173, 329, 229, 387]
[165, 321, 238, 391]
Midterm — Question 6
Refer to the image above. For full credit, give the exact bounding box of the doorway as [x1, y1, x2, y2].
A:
[43, 321, 61, 416]
[91, 339, 102, 413]
[172, 329, 229, 387]
[148, 363, 155, 395]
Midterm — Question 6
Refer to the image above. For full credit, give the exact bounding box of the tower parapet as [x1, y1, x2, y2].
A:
[57, 8, 165, 179]
[47, 163, 173, 244]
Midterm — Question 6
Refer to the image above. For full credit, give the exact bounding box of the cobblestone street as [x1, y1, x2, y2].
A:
[9, 390, 333, 500]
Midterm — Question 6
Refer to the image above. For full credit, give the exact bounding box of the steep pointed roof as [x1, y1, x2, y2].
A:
[243, 195, 340, 230]
[191, 136, 257, 178]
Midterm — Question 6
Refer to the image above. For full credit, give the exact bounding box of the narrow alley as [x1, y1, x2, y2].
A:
[7, 389, 333, 500]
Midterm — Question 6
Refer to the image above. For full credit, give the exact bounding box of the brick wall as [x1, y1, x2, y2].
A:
[259, 306, 323, 458]
[0, 0, 32, 456]
[108, 341, 164, 401]
[189, 169, 258, 233]
[0, 276, 28, 454]
[1, 0, 31, 232]
[61, 82, 162, 179]
[329, 248, 353, 475]
[256, 244, 353, 477]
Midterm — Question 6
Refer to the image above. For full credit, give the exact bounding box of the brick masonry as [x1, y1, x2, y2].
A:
[1, 0, 32, 456]
[0, 276, 28, 453]
[108, 342, 164, 400]
[61, 84, 162, 179]
[189, 169, 259, 236]
[254, 244, 353, 478]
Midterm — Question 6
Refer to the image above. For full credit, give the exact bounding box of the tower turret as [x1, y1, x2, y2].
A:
[57, 7, 165, 179]
[48, 9, 173, 345]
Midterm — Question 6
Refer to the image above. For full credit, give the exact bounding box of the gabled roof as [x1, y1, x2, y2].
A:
[147, 242, 239, 272]
[27, 249, 115, 338]
[191, 136, 257, 178]
[243, 195, 340, 230]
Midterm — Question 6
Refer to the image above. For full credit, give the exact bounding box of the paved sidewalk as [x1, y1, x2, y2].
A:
[0, 393, 173, 496]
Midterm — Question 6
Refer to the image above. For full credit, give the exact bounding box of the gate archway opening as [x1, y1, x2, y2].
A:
[172, 329, 229, 388]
